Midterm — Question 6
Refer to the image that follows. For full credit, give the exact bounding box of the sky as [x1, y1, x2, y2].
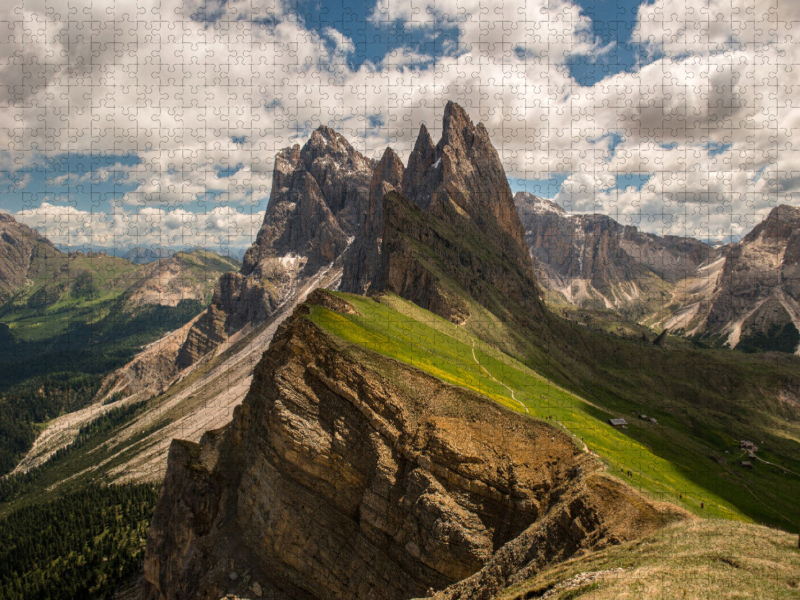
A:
[0, 0, 798, 253]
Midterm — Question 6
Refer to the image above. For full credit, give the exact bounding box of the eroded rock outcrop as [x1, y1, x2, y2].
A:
[142, 291, 684, 600]
[341, 147, 405, 294]
[178, 126, 377, 368]
[701, 204, 800, 351]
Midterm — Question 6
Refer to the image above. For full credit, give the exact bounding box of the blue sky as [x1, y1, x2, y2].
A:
[2, 0, 646, 214]
[1, 0, 792, 249]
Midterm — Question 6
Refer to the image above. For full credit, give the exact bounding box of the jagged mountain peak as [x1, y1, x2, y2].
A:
[189, 125, 375, 369]
[301, 124, 374, 174]
[400, 102, 530, 261]
[514, 191, 567, 217]
[439, 100, 473, 148]
[742, 203, 800, 244]
[375, 146, 404, 179]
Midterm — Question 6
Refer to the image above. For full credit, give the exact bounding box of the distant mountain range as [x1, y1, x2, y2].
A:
[0, 216, 241, 475]
[50, 244, 247, 264]
[515, 192, 800, 353]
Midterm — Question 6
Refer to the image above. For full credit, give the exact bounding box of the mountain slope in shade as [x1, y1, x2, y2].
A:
[0, 240, 241, 476]
[340, 147, 405, 294]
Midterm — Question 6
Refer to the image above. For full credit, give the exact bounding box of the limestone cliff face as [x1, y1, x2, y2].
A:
[242, 126, 375, 277]
[701, 204, 800, 351]
[0, 212, 58, 303]
[178, 126, 376, 368]
[514, 191, 720, 312]
[341, 147, 405, 294]
[514, 194, 800, 352]
[142, 291, 682, 600]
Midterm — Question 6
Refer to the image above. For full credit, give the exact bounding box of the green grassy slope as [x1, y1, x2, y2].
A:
[307, 291, 800, 531]
[375, 191, 800, 532]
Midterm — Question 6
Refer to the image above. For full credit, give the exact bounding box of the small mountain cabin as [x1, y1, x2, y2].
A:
[609, 418, 628, 429]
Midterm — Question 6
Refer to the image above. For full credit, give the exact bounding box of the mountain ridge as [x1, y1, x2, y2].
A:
[514, 192, 800, 353]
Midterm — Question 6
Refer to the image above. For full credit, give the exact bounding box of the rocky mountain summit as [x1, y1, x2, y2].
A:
[343, 101, 543, 328]
[696, 204, 800, 352]
[180, 100, 539, 369]
[142, 291, 684, 600]
[178, 126, 376, 368]
[340, 147, 405, 294]
[404, 103, 529, 265]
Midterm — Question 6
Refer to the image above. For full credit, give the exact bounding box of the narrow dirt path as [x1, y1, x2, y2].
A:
[468, 338, 529, 413]
[754, 456, 800, 478]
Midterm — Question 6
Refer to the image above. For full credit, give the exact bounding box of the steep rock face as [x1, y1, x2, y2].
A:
[178, 127, 376, 368]
[142, 291, 682, 600]
[341, 147, 405, 294]
[427, 474, 684, 600]
[0, 212, 59, 303]
[403, 103, 529, 267]
[242, 127, 374, 277]
[376, 103, 544, 326]
[514, 192, 720, 312]
[701, 204, 800, 351]
[402, 124, 440, 212]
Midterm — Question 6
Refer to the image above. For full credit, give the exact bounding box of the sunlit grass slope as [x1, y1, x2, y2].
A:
[308, 291, 800, 530]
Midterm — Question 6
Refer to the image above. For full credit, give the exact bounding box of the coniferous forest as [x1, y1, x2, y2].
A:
[0, 484, 158, 600]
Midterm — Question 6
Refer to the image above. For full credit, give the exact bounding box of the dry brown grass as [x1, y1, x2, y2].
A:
[498, 519, 800, 600]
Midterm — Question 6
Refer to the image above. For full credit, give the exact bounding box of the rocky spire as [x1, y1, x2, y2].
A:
[340, 147, 405, 294]
[242, 126, 374, 278]
[426, 101, 529, 260]
[402, 123, 440, 211]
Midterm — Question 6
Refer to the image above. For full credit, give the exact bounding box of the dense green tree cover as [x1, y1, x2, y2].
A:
[0, 299, 205, 476]
[0, 400, 149, 504]
[0, 373, 103, 476]
[0, 484, 159, 600]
